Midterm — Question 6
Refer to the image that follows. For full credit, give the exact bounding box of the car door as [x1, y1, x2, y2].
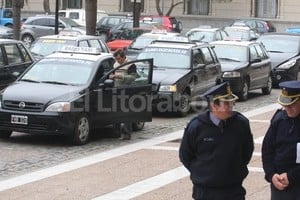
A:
[92, 58, 153, 127]
[248, 44, 269, 88]
[0, 43, 32, 90]
[32, 18, 55, 37]
[190, 48, 206, 97]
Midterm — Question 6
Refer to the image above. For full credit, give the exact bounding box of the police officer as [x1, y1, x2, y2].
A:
[262, 80, 300, 200]
[179, 82, 254, 200]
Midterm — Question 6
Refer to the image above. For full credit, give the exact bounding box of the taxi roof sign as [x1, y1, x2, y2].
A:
[60, 46, 102, 55]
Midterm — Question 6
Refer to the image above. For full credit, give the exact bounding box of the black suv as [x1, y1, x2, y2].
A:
[0, 39, 35, 90]
[96, 16, 132, 41]
[136, 40, 221, 116]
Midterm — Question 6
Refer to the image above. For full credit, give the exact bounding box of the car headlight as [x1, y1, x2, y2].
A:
[159, 85, 177, 92]
[45, 102, 71, 112]
[277, 59, 296, 69]
[222, 71, 241, 78]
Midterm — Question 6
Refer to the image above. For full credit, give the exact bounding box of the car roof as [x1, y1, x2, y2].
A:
[259, 32, 300, 37]
[46, 50, 113, 62]
[211, 40, 255, 47]
[146, 40, 207, 49]
[188, 27, 221, 32]
[37, 34, 103, 40]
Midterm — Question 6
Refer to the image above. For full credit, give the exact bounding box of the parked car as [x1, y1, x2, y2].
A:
[29, 31, 110, 60]
[96, 15, 133, 41]
[107, 21, 165, 41]
[58, 9, 108, 26]
[0, 25, 13, 39]
[125, 30, 181, 59]
[20, 15, 86, 47]
[185, 27, 229, 43]
[256, 32, 300, 86]
[107, 28, 152, 51]
[141, 15, 182, 33]
[229, 19, 276, 34]
[211, 40, 272, 101]
[136, 40, 221, 116]
[223, 26, 260, 41]
[0, 46, 154, 145]
[0, 39, 35, 90]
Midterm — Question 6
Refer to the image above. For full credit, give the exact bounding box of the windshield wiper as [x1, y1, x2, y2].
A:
[41, 81, 69, 85]
[20, 79, 40, 83]
[268, 50, 284, 53]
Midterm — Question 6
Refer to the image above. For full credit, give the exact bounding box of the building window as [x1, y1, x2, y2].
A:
[63, 0, 82, 9]
[188, 0, 209, 15]
[123, 0, 144, 12]
[5, 0, 12, 8]
[255, 0, 277, 18]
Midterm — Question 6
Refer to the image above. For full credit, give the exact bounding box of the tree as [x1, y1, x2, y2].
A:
[85, 0, 97, 35]
[12, 0, 24, 40]
[155, 0, 184, 16]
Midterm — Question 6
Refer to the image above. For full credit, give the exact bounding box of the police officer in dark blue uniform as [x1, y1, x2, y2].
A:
[179, 82, 254, 200]
[262, 80, 300, 200]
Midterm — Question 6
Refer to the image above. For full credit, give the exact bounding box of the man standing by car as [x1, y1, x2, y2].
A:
[110, 49, 138, 140]
[179, 82, 254, 200]
[262, 80, 300, 199]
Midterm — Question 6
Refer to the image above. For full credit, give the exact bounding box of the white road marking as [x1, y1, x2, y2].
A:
[0, 103, 277, 194]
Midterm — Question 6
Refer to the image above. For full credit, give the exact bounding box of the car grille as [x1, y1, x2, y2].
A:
[3, 100, 44, 112]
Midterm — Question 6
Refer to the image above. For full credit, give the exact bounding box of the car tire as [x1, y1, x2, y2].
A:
[22, 34, 34, 47]
[262, 76, 272, 95]
[177, 92, 190, 117]
[71, 113, 90, 145]
[132, 122, 145, 131]
[0, 130, 12, 139]
[238, 81, 249, 101]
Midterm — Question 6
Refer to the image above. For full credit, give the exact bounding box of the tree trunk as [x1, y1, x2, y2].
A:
[43, 0, 51, 14]
[85, 0, 97, 35]
[12, 0, 24, 40]
[166, 1, 184, 16]
[155, 0, 163, 16]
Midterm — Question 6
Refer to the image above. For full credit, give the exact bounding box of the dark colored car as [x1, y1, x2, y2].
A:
[141, 15, 182, 33]
[20, 15, 86, 47]
[0, 39, 35, 90]
[0, 47, 153, 145]
[230, 19, 276, 34]
[211, 40, 272, 101]
[96, 16, 132, 41]
[136, 40, 221, 116]
[257, 33, 300, 86]
[185, 27, 228, 43]
[107, 21, 165, 41]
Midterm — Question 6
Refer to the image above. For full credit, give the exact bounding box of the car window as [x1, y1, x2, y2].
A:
[69, 12, 79, 20]
[250, 45, 259, 60]
[192, 49, 204, 67]
[30, 39, 75, 56]
[78, 40, 89, 47]
[0, 49, 4, 66]
[31, 18, 48, 26]
[4, 44, 22, 64]
[18, 43, 32, 62]
[201, 47, 214, 65]
[21, 58, 94, 85]
[254, 44, 265, 59]
[256, 22, 265, 29]
[214, 44, 247, 62]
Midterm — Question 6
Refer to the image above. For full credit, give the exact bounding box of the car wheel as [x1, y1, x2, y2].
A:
[22, 34, 34, 47]
[177, 92, 190, 117]
[262, 76, 272, 95]
[71, 113, 90, 145]
[238, 81, 249, 101]
[0, 130, 12, 139]
[132, 122, 145, 131]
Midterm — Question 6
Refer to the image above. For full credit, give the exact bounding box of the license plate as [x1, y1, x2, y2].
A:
[11, 115, 28, 125]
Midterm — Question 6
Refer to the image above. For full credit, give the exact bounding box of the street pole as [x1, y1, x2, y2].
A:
[55, 0, 59, 34]
[132, 0, 140, 28]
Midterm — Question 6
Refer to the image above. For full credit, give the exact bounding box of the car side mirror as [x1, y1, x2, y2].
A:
[250, 58, 261, 63]
[102, 79, 114, 87]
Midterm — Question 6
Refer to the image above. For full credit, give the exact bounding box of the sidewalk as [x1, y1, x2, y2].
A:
[0, 103, 281, 200]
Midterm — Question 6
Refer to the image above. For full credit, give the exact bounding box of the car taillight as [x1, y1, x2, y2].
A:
[265, 22, 270, 31]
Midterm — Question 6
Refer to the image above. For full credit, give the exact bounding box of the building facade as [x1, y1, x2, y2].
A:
[1, 0, 299, 22]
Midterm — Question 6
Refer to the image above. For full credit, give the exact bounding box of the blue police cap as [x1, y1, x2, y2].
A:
[201, 82, 238, 102]
[278, 80, 300, 106]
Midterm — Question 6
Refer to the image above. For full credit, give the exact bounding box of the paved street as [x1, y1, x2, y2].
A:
[0, 98, 282, 199]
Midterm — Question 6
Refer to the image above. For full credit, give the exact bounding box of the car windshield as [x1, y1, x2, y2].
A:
[213, 44, 247, 62]
[60, 17, 83, 27]
[137, 47, 190, 68]
[187, 31, 214, 42]
[258, 36, 300, 53]
[224, 29, 250, 40]
[30, 39, 76, 56]
[129, 37, 156, 49]
[20, 58, 94, 85]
